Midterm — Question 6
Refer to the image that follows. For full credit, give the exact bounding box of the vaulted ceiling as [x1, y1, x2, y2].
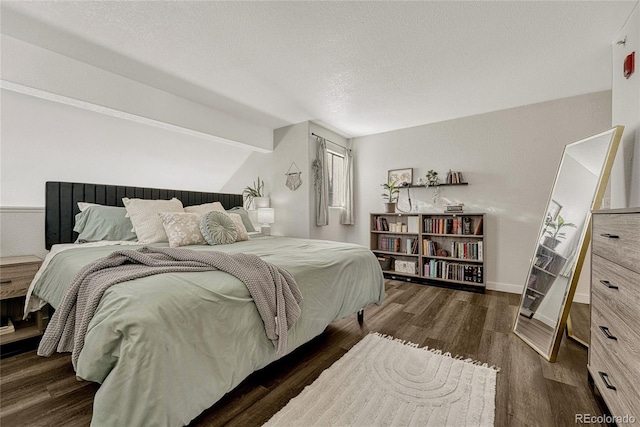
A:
[1, 1, 636, 138]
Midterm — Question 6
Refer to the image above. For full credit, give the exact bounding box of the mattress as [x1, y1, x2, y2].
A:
[27, 236, 385, 426]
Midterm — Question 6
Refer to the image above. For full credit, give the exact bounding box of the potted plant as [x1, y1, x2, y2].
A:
[243, 177, 269, 210]
[543, 215, 576, 249]
[425, 170, 441, 204]
[381, 180, 400, 213]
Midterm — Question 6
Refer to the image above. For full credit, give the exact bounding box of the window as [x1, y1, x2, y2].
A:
[327, 149, 344, 208]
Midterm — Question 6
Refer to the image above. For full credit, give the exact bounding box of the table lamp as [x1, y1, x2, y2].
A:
[257, 208, 275, 236]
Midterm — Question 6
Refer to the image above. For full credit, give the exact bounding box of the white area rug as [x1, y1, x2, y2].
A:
[265, 333, 498, 427]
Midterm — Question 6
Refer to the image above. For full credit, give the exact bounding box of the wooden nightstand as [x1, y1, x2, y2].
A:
[0, 255, 44, 345]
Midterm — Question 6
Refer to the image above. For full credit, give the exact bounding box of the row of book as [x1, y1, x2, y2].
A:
[423, 217, 482, 235]
[450, 241, 483, 261]
[378, 237, 402, 253]
[422, 240, 483, 260]
[379, 237, 418, 254]
[373, 216, 390, 231]
[445, 170, 465, 184]
[424, 260, 484, 283]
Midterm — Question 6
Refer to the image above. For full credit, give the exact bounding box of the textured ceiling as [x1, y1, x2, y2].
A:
[1, 1, 636, 138]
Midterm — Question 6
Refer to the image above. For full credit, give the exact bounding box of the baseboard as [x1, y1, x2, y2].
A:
[486, 281, 522, 294]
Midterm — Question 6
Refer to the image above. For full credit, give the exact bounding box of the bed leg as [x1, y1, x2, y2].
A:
[357, 309, 364, 324]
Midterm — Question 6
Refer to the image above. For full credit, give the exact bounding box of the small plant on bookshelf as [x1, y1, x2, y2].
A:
[381, 180, 400, 213]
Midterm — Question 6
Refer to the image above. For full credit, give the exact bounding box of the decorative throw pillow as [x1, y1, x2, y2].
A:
[159, 212, 206, 248]
[200, 211, 237, 245]
[226, 207, 256, 233]
[227, 213, 250, 242]
[122, 197, 184, 243]
[184, 201, 226, 216]
[74, 205, 137, 243]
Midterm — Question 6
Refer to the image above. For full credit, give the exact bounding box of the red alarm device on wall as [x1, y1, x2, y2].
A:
[624, 51, 635, 79]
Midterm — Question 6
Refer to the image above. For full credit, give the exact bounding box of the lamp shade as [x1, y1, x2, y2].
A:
[257, 208, 275, 225]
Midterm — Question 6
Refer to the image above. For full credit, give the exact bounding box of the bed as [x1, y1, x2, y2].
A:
[26, 182, 385, 426]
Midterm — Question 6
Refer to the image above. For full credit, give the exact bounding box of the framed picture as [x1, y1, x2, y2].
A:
[547, 200, 562, 222]
[388, 168, 413, 186]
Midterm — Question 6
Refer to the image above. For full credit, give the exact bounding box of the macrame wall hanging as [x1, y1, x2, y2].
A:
[285, 162, 302, 191]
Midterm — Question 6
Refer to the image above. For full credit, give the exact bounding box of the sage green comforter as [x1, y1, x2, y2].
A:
[30, 236, 385, 426]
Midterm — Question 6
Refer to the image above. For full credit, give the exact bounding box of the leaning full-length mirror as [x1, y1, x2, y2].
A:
[513, 126, 623, 362]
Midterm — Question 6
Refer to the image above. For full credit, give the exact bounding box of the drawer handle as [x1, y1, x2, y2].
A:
[599, 326, 618, 340]
[598, 371, 617, 391]
[600, 233, 619, 239]
[599, 280, 619, 290]
[0, 279, 11, 285]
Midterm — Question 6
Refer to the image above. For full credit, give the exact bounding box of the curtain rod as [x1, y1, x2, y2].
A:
[311, 132, 349, 151]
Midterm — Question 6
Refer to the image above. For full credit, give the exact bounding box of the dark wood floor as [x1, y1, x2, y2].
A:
[0, 280, 604, 426]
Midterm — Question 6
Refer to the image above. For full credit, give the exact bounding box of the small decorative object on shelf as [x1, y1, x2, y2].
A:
[370, 212, 485, 292]
[445, 170, 466, 184]
[381, 180, 400, 213]
[445, 203, 464, 213]
[425, 170, 441, 204]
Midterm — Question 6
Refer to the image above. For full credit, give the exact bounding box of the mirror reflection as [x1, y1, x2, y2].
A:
[513, 126, 622, 361]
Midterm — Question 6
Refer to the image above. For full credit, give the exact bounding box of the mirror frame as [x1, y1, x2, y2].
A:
[513, 126, 624, 362]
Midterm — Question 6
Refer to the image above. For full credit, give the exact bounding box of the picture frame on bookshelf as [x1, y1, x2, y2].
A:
[388, 168, 413, 186]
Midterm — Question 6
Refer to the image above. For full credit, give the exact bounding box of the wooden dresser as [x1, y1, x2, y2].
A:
[589, 208, 640, 425]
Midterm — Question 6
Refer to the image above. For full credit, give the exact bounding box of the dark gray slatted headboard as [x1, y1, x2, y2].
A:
[45, 181, 244, 249]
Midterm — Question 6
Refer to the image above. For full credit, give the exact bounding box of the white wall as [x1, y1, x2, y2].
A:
[611, 2, 640, 207]
[1, 35, 273, 152]
[220, 121, 352, 241]
[0, 89, 255, 207]
[349, 91, 612, 293]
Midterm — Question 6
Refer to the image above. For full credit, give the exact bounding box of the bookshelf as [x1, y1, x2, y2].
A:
[519, 244, 568, 318]
[370, 212, 485, 292]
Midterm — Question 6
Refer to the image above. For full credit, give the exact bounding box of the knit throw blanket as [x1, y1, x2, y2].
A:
[38, 247, 303, 369]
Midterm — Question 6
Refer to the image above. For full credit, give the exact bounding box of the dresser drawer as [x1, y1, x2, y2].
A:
[591, 302, 640, 395]
[592, 213, 640, 274]
[592, 254, 640, 332]
[589, 343, 640, 425]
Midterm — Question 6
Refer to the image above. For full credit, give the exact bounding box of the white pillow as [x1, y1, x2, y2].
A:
[227, 213, 250, 242]
[184, 202, 226, 216]
[159, 212, 206, 248]
[122, 197, 184, 243]
[78, 202, 100, 212]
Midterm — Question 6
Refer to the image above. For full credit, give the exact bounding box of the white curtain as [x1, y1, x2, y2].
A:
[313, 136, 329, 226]
[340, 148, 355, 225]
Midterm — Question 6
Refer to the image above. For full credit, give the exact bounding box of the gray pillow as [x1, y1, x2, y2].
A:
[200, 211, 237, 245]
[74, 205, 137, 243]
[226, 207, 256, 233]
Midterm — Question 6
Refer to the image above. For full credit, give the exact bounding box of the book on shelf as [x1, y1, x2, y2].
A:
[379, 236, 401, 252]
[374, 216, 390, 231]
[473, 218, 483, 235]
[407, 216, 419, 233]
[423, 259, 483, 283]
[423, 216, 477, 235]
[445, 170, 465, 184]
[445, 203, 464, 213]
[463, 217, 472, 234]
